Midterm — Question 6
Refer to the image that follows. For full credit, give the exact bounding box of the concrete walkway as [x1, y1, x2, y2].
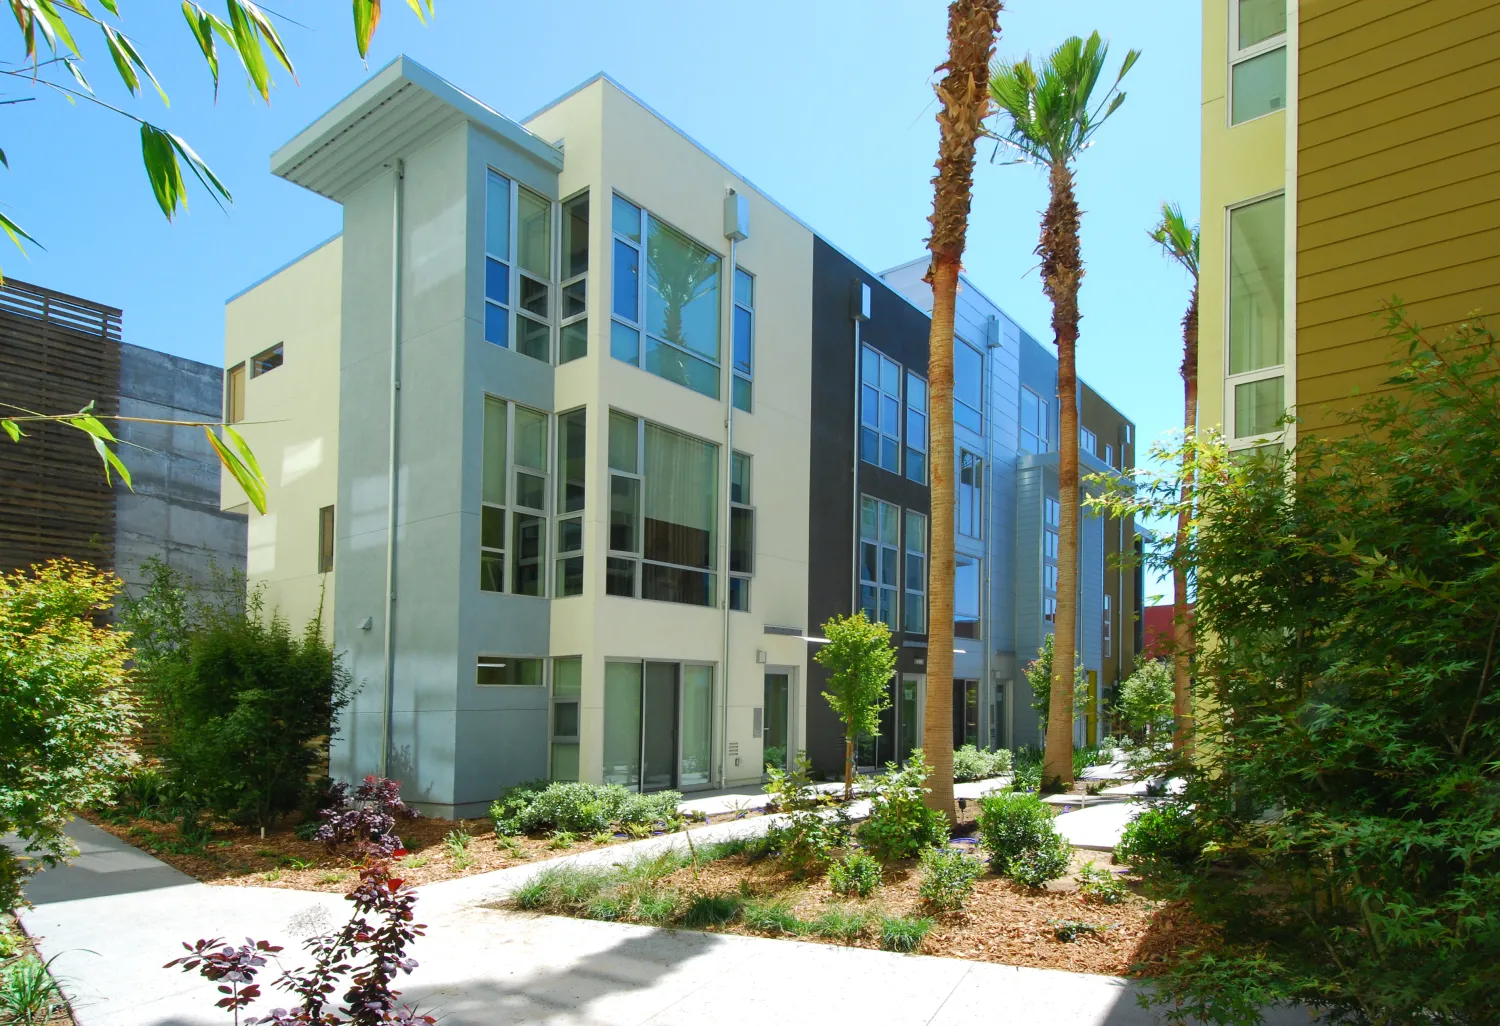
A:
[11, 813, 1311, 1026]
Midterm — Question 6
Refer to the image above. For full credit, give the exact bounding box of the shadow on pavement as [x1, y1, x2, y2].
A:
[12, 818, 195, 905]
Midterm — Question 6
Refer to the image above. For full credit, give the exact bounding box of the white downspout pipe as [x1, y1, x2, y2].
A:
[719, 190, 748, 788]
[379, 159, 405, 779]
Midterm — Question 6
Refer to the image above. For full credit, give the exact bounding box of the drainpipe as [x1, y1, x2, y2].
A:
[719, 190, 749, 788]
[379, 159, 405, 780]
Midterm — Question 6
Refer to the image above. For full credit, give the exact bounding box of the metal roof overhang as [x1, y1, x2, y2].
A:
[271, 55, 563, 202]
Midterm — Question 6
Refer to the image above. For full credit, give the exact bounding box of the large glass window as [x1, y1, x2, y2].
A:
[955, 339, 983, 432]
[905, 371, 928, 484]
[958, 450, 981, 538]
[485, 171, 555, 363]
[555, 408, 586, 597]
[903, 510, 926, 634]
[955, 555, 980, 639]
[560, 192, 588, 364]
[730, 451, 753, 612]
[860, 346, 901, 473]
[1228, 193, 1286, 440]
[1020, 386, 1048, 454]
[551, 656, 581, 781]
[610, 195, 723, 400]
[480, 397, 549, 596]
[603, 659, 712, 792]
[1230, 0, 1287, 125]
[733, 269, 753, 412]
[603, 661, 642, 788]
[859, 495, 899, 629]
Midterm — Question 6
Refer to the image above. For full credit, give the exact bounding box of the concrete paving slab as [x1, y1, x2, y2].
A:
[1100, 778, 1186, 798]
[1054, 802, 1145, 851]
[5, 819, 193, 904]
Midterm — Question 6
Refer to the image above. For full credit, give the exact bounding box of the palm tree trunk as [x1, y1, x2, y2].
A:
[1172, 283, 1199, 752]
[921, 0, 1000, 822]
[1041, 160, 1083, 789]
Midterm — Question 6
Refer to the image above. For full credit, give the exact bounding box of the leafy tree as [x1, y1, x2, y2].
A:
[919, 0, 1002, 823]
[1023, 631, 1086, 740]
[1096, 311, 1500, 1024]
[816, 611, 897, 800]
[1114, 658, 1173, 739]
[0, 560, 136, 909]
[122, 559, 353, 829]
[1147, 202, 1201, 751]
[990, 32, 1139, 788]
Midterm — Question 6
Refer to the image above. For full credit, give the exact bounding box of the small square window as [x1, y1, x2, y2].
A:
[250, 343, 283, 377]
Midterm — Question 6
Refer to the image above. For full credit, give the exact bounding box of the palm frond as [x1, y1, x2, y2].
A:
[1148, 201, 1200, 280]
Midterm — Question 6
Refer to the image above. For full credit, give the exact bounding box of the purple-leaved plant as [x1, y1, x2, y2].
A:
[314, 776, 420, 860]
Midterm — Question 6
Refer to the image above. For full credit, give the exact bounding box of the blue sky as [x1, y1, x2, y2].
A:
[5, 0, 1198, 599]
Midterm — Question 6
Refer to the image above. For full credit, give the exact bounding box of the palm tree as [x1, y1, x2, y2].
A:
[1148, 202, 1200, 753]
[990, 32, 1139, 788]
[920, 0, 1002, 822]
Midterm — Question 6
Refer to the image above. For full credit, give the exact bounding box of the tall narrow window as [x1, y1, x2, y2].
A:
[729, 451, 753, 611]
[225, 364, 245, 425]
[1102, 593, 1113, 659]
[1080, 426, 1098, 458]
[555, 408, 586, 597]
[859, 346, 901, 474]
[607, 410, 642, 598]
[1230, 0, 1287, 125]
[955, 555, 980, 639]
[1228, 193, 1286, 440]
[732, 269, 753, 412]
[954, 339, 983, 432]
[958, 449, 981, 538]
[905, 371, 928, 484]
[512, 406, 548, 596]
[515, 187, 553, 363]
[1043, 496, 1060, 623]
[602, 661, 642, 787]
[859, 495, 899, 629]
[480, 396, 508, 592]
[611, 195, 642, 366]
[484, 170, 512, 349]
[551, 656, 581, 781]
[317, 505, 335, 574]
[560, 192, 589, 364]
[1104, 444, 1115, 468]
[903, 509, 926, 634]
[1020, 386, 1048, 454]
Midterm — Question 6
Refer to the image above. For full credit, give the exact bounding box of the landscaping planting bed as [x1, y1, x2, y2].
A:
[1, 911, 78, 1026]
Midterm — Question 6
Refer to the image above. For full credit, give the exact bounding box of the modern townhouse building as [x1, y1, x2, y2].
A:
[224, 57, 1138, 815]
[1199, 0, 1500, 451]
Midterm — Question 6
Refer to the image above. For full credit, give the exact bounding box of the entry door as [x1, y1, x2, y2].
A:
[897, 674, 922, 765]
[641, 661, 679, 791]
[762, 671, 791, 776]
[952, 679, 979, 748]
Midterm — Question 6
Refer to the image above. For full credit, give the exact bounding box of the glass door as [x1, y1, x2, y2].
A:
[762, 671, 790, 777]
[952, 679, 979, 748]
[897, 674, 921, 765]
[680, 665, 713, 787]
[641, 661, 678, 791]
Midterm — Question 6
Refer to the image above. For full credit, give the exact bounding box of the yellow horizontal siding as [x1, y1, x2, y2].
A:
[1300, 1, 1500, 96]
[1299, 200, 1500, 281]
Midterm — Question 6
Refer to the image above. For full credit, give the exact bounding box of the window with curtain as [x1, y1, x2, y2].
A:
[555, 408, 586, 597]
[903, 509, 926, 634]
[560, 192, 588, 363]
[860, 346, 901, 473]
[906, 371, 928, 484]
[551, 656, 581, 781]
[955, 339, 983, 432]
[1229, 193, 1286, 440]
[859, 495, 899, 629]
[730, 451, 753, 611]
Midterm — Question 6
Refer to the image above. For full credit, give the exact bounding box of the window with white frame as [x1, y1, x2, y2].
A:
[1228, 193, 1286, 442]
[1103, 593, 1113, 658]
[1043, 496, 1060, 623]
[1229, 0, 1287, 125]
[560, 192, 588, 363]
[955, 338, 983, 433]
[958, 449, 982, 538]
[609, 194, 724, 400]
[485, 170, 555, 364]
[606, 410, 720, 607]
[732, 269, 753, 412]
[860, 346, 901, 474]
[480, 397, 549, 596]
[729, 451, 753, 611]
[1080, 425, 1098, 458]
[1020, 386, 1048, 454]
[555, 407, 586, 597]
[903, 509, 926, 634]
[905, 370, 928, 484]
[859, 495, 899, 629]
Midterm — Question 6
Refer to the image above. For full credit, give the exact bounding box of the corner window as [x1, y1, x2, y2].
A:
[955, 555, 980, 639]
[477, 655, 543, 687]
[859, 495, 899, 629]
[902, 510, 926, 634]
[555, 408, 586, 597]
[250, 343, 282, 377]
[958, 450, 982, 538]
[860, 346, 901, 474]
[1020, 386, 1048, 454]
[560, 192, 589, 364]
[1227, 193, 1286, 441]
[485, 170, 555, 365]
[905, 371, 928, 484]
[1229, 0, 1287, 125]
[225, 364, 245, 424]
[733, 269, 753, 412]
[317, 505, 335, 574]
[954, 339, 983, 433]
[730, 452, 753, 611]
[551, 656, 581, 781]
[480, 396, 550, 596]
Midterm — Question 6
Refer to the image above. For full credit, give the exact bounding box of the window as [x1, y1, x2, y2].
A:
[860, 346, 901, 473]
[603, 660, 713, 791]
[551, 656, 581, 781]
[905, 371, 928, 484]
[859, 495, 899, 629]
[1104, 444, 1114, 468]
[484, 170, 513, 351]
[610, 195, 723, 400]
[560, 192, 589, 364]
[477, 655, 543, 687]
[958, 450, 982, 538]
[317, 505, 335, 574]
[225, 364, 245, 424]
[1228, 193, 1286, 440]
[730, 452, 753, 611]
[485, 170, 555, 364]
[1044, 597, 1058, 624]
[1080, 425, 1098, 457]
[250, 344, 282, 377]
[555, 408, 586, 597]
[480, 396, 549, 596]
[607, 411, 719, 607]
[1230, 0, 1287, 125]
[1043, 496, 1060, 623]
[903, 510, 926, 633]
[1103, 593, 1113, 659]
[733, 269, 753, 412]
[954, 340, 983, 432]
[955, 555, 980, 639]
[1020, 386, 1048, 454]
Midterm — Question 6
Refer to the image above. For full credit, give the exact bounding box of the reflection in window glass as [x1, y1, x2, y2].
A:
[1020, 387, 1047, 454]
[1237, 0, 1285, 50]
[955, 557, 980, 639]
[517, 188, 551, 279]
[903, 510, 926, 634]
[1235, 375, 1284, 438]
[906, 372, 928, 484]
[646, 219, 721, 361]
[860, 346, 902, 474]
[958, 450, 981, 538]
[1229, 194, 1285, 374]
[859, 496, 900, 629]
[955, 341, 983, 432]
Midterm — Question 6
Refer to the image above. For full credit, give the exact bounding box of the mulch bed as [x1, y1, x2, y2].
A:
[2, 911, 79, 1026]
[81, 806, 767, 893]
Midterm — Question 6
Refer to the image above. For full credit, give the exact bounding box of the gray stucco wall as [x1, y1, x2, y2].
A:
[113, 343, 246, 598]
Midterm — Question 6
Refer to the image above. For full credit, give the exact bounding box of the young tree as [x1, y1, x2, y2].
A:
[0, 560, 136, 909]
[1023, 632, 1086, 738]
[1147, 202, 1200, 752]
[920, 0, 1002, 823]
[990, 33, 1139, 788]
[816, 612, 897, 800]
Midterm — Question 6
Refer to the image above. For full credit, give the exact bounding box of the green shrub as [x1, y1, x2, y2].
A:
[1010, 746, 1042, 793]
[879, 915, 933, 953]
[808, 905, 872, 942]
[858, 751, 947, 860]
[975, 791, 1054, 868]
[917, 848, 982, 911]
[585, 895, 633, 921]
[952, 744, 1013, 782]
[489, 780, 683, 836]
[681, 891, 742, 929]
[766, 807, 849, 876]
[827, 850, 882, 897]
[763, 750, 825, 812]
[1008, 833, 1071, 889]
[741, 895, 803, 935]
[616, 789, 684, 829]
[489, 780, 549, 835]
[0, 954, 64, 1026]
[1113, 803, 1200, 886]
[1051, 918, 1109, 943]
[1076, 860, 1129, 904]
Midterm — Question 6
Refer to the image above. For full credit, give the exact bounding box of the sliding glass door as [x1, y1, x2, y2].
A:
[605, 659, 714, 792]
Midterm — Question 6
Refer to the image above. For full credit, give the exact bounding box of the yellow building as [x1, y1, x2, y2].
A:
[1200, 0, 1500, 447]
